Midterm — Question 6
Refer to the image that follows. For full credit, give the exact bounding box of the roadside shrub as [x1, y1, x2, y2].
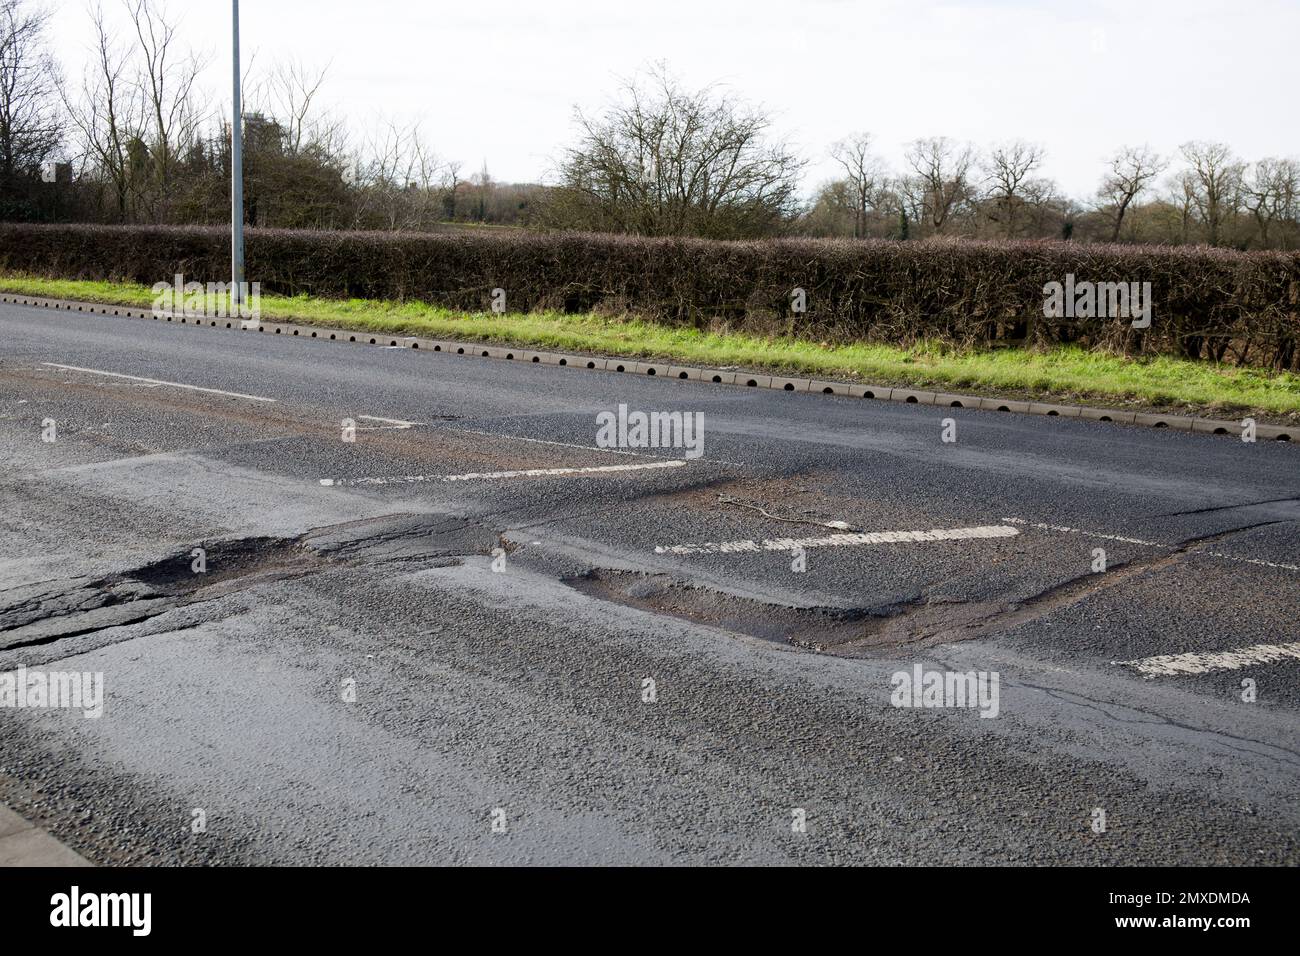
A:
[2, 223, 1297, 369]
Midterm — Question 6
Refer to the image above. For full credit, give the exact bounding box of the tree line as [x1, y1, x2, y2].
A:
[1, 0, 538, 231]
[2, 1, 1296, 250]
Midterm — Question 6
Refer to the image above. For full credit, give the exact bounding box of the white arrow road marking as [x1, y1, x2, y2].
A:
[655, 524, 1020, 556]
[1116, 641, 1300, 678]
[320, 458, 688, 486]
[43, 363, 277, 403]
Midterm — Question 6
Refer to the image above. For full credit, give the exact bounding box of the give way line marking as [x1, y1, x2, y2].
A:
[43, 362, 277, 403]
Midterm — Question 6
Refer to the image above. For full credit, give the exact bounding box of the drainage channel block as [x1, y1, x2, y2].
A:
[809, 380, 849, 395]
[1078, 407, 1137, 424]
[1191, 419, 1242, 436]
[770, 376, 811, 393]
[1256, 423, 1295, 441]
[1028, 402, 1082, 418]
[852, 384, 894, 400]
[933, 393, 978, 409]
[1133, 412, 1194, 431]
[978, 397, 1032, 413]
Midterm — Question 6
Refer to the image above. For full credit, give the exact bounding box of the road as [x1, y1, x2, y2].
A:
[1, 302, 1297, 865]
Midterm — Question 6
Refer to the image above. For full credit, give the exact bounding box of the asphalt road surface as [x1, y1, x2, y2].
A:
[1, 302, 1297, 865]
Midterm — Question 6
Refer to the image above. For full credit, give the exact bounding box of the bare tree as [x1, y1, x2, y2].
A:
[1179, 141, 1244, 245]
[62, 2, 142, 219]
[62, 0, 205, 222]
[982, 140, 1044, 237]
[1242, 157, 1299, 249]
[830, 132, 886, 239]
[1097, 145, 1166, 241]
[0, 0, 62, 212]
[1169, 169, 1198, 245]
[247, 57, 343, 159]
[441, 159, 460, 219]
[904, 136, 975, 234]
[350, 118, 448, 230]
[124, 0, 207, 218]
[547, 65, 805, 239]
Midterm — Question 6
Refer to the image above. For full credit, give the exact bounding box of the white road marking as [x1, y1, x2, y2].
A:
[356, 413, 422, 431]
[357, 414, 421, 428]
[1001, 517, 1157, 546]
[1003, 516, 1300, 571]
[450, 427, 644, 456]
[446, 427, 748, 467]
[42, 363, 277, 403]
[1116, 641, 1300, 678]
[1199, 551, 1300, 572]
[655, 524, 1020, 556]
[321, 459, 688, 487]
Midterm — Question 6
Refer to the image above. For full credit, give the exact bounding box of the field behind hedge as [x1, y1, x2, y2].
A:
[3, 222, 1298, 370]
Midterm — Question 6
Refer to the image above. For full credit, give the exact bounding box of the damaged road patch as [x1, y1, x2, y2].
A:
[0, 513, 501, 652]
[563, 569, 1003, 653]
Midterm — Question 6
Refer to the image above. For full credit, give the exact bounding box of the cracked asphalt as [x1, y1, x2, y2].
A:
[1, 302, 1298, 865]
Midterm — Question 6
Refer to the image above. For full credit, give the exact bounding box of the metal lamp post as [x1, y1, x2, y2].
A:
[231, 0, 245, 316]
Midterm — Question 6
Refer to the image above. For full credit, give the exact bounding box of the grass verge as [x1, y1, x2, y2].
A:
[3, 273, 1298, 420]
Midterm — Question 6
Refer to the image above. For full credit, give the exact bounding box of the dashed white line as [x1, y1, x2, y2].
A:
[1000, 517, 1157, 546]
[1003, 516, 1300, 571]
[43, 363, 277, 403]
[1116, 641, 1300, 677]
[1199, 551, 1300, 573]
[654, 524, 1020, 556]
[321, 459, 688, 486]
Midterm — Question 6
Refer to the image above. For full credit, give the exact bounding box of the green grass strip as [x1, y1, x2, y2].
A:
[3, 273, 1298, 417]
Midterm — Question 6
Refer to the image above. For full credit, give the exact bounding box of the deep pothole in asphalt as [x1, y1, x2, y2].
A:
[565, 520, 1277, 653]
[564, 569, 1009, 654]
[0, 513, 501, 652]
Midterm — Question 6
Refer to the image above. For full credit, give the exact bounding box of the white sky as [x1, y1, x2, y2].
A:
[46, 0, 1300, 199]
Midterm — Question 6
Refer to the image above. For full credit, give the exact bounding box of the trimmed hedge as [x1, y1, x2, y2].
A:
[3, 222, 1298, 368]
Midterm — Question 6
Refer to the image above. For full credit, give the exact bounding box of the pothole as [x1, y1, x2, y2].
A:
[563, 569, 997, 653]
[0, 513, 501, 652]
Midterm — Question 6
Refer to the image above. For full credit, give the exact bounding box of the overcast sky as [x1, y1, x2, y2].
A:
[47, 0, 1300, 198]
